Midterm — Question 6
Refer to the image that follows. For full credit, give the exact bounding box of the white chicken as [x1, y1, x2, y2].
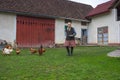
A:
[2, 45, 13, 55]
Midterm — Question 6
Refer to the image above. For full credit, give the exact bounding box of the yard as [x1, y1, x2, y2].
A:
[0, 46, 120, 80]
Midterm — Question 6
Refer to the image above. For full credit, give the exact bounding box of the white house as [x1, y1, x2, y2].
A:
[87, 0, 120, 46]
[0, 0, 92, 47]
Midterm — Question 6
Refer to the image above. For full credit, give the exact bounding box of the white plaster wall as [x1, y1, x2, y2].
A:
[72, 20, 88, 38]
[55, 19, 88, 44]
[0, 12, 16, 45]
[55, 19, 65, 44]
[113, 9, 120, 44]
[88, 9, 120, 44]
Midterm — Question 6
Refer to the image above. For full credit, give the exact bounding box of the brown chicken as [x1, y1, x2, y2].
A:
[16, 48, 21, 55]
[30, 48, 37, 54]
[38, 45, 45, 55]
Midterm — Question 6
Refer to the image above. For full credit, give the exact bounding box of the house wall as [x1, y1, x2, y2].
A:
[55, 19, 65, 44]
[55, 19, 88, 44]
[88, 9, 120, 45]
[0, 12, 16, 45]
[112, 9, 120, 45]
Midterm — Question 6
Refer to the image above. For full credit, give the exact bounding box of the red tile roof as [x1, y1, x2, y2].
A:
[86, 0, 116, 17]
[0, 0, 93, 20]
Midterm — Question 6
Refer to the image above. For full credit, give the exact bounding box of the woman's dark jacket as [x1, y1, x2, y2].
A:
[65, 27, 76, 40]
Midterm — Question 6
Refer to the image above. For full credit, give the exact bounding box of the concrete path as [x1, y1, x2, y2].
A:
[107, 49, 120, 57]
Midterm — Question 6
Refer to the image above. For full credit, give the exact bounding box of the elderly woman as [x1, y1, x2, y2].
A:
[64, 22, 76, 56]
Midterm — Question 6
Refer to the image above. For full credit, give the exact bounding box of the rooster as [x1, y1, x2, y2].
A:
[38, 45, 45, 55]
[16, 48, 21, 55]
[30, 48, 37, 54]
[2, 45, 13, 55]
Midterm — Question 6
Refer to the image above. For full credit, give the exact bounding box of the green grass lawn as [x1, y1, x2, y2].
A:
[0, 46, 120, 80]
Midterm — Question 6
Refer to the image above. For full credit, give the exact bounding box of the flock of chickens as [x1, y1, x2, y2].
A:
[2, 45, 45, 55]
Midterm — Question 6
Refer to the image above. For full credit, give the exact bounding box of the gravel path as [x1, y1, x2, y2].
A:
[107, 50, 120, 57]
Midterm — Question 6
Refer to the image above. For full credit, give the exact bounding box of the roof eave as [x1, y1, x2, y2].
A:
[86, 10, 110, 18]
[0, 9, 90, 22]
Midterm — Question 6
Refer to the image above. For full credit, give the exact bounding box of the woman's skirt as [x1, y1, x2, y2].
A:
[64, 40, 76, 47]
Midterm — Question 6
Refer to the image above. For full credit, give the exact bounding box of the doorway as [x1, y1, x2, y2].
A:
[81, 29, 88, 45]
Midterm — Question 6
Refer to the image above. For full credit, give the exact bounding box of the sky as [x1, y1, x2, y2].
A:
[70, 0, 110, 8]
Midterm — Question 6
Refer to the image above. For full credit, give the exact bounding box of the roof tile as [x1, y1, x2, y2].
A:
[0, 0, 93, 20]
[87, 0, 116, 17]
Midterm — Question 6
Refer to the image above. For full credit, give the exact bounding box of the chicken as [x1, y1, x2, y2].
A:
[2, 45, 13, 55]
[38, 45, 45, 55]
[16, 48, 21, 55]
[30, 48, 37, 54]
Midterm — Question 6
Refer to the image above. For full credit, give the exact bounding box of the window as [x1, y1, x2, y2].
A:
[65, 19, 72, 23]
[81, 21, 87, 26]
[97, 27, 108, 45]
[117, 7, 120, 21]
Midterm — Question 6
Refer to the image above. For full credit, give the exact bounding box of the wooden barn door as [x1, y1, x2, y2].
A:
[16, 16, 55, 47]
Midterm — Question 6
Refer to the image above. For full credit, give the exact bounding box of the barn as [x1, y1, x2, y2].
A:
[0, 0, 92, 47]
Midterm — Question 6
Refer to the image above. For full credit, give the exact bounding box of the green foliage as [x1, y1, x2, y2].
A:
[0, 46, 120, 80]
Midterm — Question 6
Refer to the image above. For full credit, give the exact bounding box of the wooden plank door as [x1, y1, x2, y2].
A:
[16, 16, 55, 47]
